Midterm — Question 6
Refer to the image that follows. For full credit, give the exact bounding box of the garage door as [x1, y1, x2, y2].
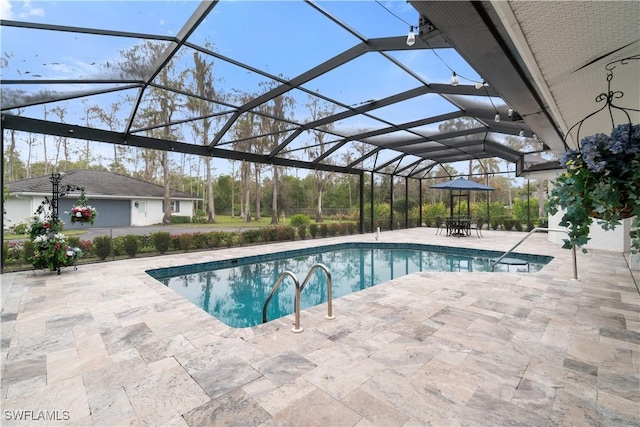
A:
[59, 199, 131, 229]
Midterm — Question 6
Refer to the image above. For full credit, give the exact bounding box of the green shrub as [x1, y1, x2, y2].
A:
[192, 233, 209, 249]
[320, 224, 328, 238]
[288, 226, 296, 241]
[309, 223, 318, 239]
[12, 222, 28, 235]
[491, 218, 502, 230]
[514, 221, 523, 232]
[327, 223, 339, 236]
[289, 214, 311, 227]
[298, 224, 307, 240]
[93, 236, 112, 260]
[137, 234, 152, 249]
[171, 216, 192, 224]
[276, 226, 290, 241]
[207, 232, 222, 247]
[78, 240, 93, 256]
[67, 236, 81, 248]
[123, 235, 139, 257]
[23, 240, 34, 264]
[152, 232, 171, 254]
[241, 229, 262, 244]
[223, 232, 235, 247]
[170, 234, 181, 250]
[2, 242, 7, 265]
[347, 222, 357, 235]
[178, 234, 194, 252]
[503, 218, 515, 231]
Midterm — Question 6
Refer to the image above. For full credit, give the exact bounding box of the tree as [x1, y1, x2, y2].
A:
[304, 95, 337, 222]
[438, 118, 479, 175]
[231, 93, 258, 222]
[126, 41, 184, 224]
[4, 108, 24, 182]
[256, 82, 296, 224]
[84, 100, 127, 174]
[185, 48, 221, 222]
[50, 105, 69, 168]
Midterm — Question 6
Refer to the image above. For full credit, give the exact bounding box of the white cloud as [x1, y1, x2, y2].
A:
[17, 0, 45, 19]
[159, 19, 166, 26]
[22, 6, 44, 17]
[0, 0, 13, 19]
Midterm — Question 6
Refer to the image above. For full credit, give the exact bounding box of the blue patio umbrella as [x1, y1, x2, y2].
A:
[430, 178, 494, 217]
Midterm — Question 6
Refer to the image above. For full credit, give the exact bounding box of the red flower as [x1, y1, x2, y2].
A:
[44, 223, 50, 228]
[55, 243, 61, 250]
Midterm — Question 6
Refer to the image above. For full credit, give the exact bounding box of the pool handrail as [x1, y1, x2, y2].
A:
[299, 263, 335, 321]
[262, 263, 335, 333]
[262, 270, 303, 332]
[490, 227, 577, 280]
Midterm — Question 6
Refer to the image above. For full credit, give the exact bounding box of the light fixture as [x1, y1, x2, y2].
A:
[507, 108, 514, 117]
[532, 133, 537, 139]
[451, 71, 459, 86]
[494, 113, 500, 122]
[135, 201, 139, 208]
[475, 81, 484, 90]
[519, 129, 525, 137]
[406, 26, 415, 46]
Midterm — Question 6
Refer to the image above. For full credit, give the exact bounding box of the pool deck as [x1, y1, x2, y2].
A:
[1, 228, 639, 426]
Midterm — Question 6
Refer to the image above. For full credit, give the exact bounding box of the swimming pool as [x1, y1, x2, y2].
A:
[147, 243, 552, 328]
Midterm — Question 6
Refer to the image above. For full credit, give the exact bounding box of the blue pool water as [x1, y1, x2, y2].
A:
[147, 243, 552, 328]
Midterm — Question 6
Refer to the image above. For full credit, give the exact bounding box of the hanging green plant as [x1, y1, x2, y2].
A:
[546, 123, 640, 253]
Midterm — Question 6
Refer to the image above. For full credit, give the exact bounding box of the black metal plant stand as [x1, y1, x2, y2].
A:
[32, 172, 84, 275]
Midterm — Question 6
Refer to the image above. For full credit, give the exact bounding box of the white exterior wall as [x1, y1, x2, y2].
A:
[130, 199, 194, 226]
[547, 181, 633, 253]
[4, 196, 47, 229]
[548, 208, 631, 252]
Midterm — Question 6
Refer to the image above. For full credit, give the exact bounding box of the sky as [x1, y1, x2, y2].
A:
[0, 0, 508, 180]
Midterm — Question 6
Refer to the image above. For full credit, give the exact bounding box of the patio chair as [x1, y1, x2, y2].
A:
[435, 217, 445, 235]
[470, 217, 484, 237]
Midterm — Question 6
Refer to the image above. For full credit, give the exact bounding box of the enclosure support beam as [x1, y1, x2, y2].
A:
[419, 179, 423, 227]
[405, 176, 409, 229]
[390, 176, 394, 231]
[359, 172, 364, 234]
[370, 172, 374, 233]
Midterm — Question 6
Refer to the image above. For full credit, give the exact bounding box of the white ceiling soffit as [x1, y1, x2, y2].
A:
[492, 1, 640, 150]
[410, 0, 640, 155]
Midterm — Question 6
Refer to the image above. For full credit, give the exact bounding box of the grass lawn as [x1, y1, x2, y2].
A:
[174, 215, 352, 228]
[179, 215, 275, 228]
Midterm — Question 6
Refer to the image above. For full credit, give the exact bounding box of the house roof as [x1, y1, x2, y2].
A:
[7, 169, 199, 200]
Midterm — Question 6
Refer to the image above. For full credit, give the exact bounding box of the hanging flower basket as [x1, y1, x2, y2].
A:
[70, 205, 97, 224]
[547, 123, 640, 252]
[68, 190, 98, 226]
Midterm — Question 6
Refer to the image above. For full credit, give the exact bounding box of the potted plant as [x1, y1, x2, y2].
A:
[68, 190, 98, 225]
[30, 232, 81, 271]
[547, 123, 639, 252]
[28, 202, 82, 273]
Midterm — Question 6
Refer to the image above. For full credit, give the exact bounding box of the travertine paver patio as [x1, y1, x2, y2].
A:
[1, 228, 639, 426]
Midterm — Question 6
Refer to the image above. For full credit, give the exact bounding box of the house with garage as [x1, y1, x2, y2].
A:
[4, 169, 201, 229]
